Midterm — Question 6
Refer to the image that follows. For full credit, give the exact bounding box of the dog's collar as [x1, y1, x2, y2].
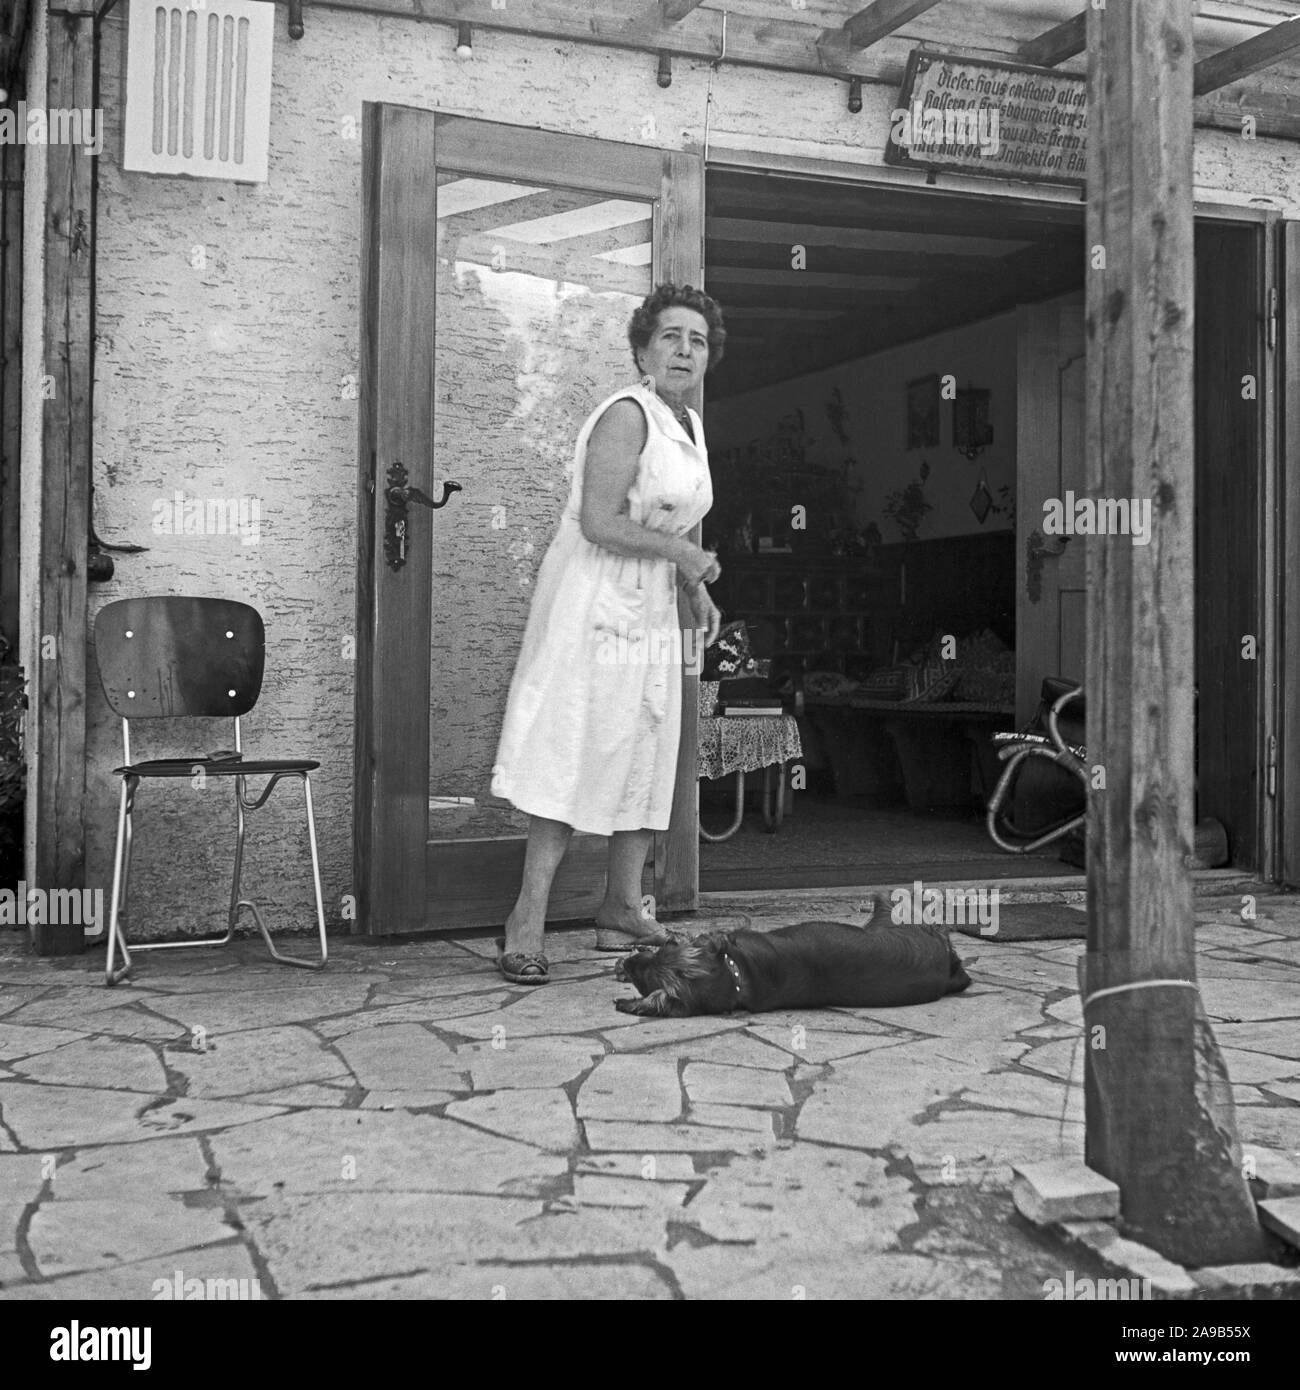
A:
[721, 949, 745, 1005]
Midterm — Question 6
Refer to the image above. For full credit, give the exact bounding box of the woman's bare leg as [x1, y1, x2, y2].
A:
[594, 829, 664, 940]
[503, 816, 572, 955]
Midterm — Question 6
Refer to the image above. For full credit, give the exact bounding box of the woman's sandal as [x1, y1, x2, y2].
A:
[593, 925, 688, 953]
[495, 939, 550, 985]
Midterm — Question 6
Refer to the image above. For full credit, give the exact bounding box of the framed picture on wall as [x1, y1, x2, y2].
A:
[906, 374, 941, 450]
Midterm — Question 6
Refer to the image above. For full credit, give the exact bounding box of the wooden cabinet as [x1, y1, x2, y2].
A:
[709, 533, 1016, 676]
[709, 552, 901, 673]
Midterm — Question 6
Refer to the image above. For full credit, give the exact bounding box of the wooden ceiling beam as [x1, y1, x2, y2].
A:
[1017, 11, 1086, 68]
[706, 266, 920, 291]
[306, 0, 897, 79]
[706, 216, 1033, 257]
[834, 0, 947, 54]
[1194, 15, 1300, 97]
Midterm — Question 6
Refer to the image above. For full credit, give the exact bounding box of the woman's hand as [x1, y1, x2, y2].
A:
[681, 546, 721, 587]
[686, 582, 722, 648]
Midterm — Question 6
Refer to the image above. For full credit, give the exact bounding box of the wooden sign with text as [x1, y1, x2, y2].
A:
[884, 51, 1088, 187]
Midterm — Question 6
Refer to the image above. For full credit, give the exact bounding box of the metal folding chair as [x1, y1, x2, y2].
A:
[986, 679, 1088, 854]
[94, 597, 328, 986]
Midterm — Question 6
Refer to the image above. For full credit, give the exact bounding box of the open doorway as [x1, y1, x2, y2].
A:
[697, 169, 1264, 893]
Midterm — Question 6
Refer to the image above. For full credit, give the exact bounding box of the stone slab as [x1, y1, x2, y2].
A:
[571, 1175, 692, 1209]
[1060, 1221, 1201, 1296]
[1244, 1149, 1300, 1199]
[207, 1109, 568, 1197]
[27, 1198, 242, 1276]
[9, 1037, 169, 1092]
[456, 1035, 603, 1090]
[576, 1054, 683, 1122]
[0, 1241, 266, 1301]
[443, 1090, 579, 1151]
[0, 1024, 91, 1059]
[333, 1024, 468, 1092]
[599, 1017, 748, 1051]
[299, 1261, 674, 1300]
[743, 1023, 910, 1064]
[1012, 1158, 1120, 1225]
[683, 1062, 793, 1108]
[1258, 1196, 1300, 1249]
[0, 1082, 284, 1148]
[574, 1153, 697, 1181]
[165, 1024, 351, 1098]
[642, 1029, 796, 1070]
[687, 1104, 778, 1136]
[582, 1120, 772, 1154]
[1189, 1262, 1300, 1298]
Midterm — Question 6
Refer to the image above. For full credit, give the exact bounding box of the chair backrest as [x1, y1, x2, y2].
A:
[94, 598, 265, 719]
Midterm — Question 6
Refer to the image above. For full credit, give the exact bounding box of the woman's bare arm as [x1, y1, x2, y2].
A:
[579, 400, 714, 583]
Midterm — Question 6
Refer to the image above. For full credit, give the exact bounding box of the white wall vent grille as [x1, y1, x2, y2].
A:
[123, 0, 274, 181]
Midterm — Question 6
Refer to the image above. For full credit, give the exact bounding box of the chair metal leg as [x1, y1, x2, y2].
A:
[105, 778, 134, 987]
[700, 769, 746, 842]
[104, 769, 325, 985]
[236, 772, 326, 970]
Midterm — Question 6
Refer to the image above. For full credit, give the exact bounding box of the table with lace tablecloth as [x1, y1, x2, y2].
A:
[696, 682, 803, 841]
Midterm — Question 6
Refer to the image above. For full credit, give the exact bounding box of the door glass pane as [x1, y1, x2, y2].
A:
[429, 173, 654, 838]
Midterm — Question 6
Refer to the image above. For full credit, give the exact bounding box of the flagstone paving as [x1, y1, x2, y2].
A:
[1, 889, 1298, 1299]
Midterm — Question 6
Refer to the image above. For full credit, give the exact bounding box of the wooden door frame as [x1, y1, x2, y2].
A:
[354, 105, 703, 934]
[701, 156, 1280, 879]
[1190, 204, 1278, 882]
[1277, 219, 1300, 885]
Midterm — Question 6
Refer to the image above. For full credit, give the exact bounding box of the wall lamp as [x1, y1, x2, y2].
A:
[455, 23, 473, 57]
[658, 52, 673, 88]
[848, 77, 862, 113]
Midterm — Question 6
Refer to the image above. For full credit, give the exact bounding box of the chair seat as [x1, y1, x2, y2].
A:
[113, 757, 320, 777]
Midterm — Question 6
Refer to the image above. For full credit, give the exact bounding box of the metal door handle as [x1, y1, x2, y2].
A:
[384, 461, 461, 570]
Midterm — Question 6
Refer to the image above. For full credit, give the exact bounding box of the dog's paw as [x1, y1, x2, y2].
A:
[614, 997, 638, 1014]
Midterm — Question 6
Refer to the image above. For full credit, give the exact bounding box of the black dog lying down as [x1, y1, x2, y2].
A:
[614, 918, 971, 1017]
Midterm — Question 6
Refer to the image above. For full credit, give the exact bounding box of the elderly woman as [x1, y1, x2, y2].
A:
[490, 284, 726, 984]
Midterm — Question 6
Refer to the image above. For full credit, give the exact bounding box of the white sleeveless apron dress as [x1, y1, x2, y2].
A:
[491, 383, 713, 835]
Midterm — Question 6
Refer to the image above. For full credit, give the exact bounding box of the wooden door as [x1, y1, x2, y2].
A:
[1194, 220, 1264, 874]
[354, 107, 704, 933]
[1015, 294, 1086, 723]
[1279, 221, 1300, 882]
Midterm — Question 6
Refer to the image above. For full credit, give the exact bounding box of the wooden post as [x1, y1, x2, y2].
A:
[1084, 0, 1264, 1262]
[33, 0, 94, 953]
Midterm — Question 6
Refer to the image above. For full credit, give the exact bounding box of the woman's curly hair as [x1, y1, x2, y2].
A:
[628, 283, 726, 372]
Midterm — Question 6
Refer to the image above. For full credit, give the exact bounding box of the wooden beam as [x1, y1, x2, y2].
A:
[34, 0, 94, 954]
[705, 267, 919, 292]
[1194, 15, 1300, 96]
[1084, 0, 1264, 1264]
[836, 0, 946, 53]
[660, 0, 703, 21]
[1195, 88, 1300, 141]
[307, 0, 908, 79]
[0, 142, 21, 656]
[707, 217, 1033, 257]
[1018, 12, 1086, 68]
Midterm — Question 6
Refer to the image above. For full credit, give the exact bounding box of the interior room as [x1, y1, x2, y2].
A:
[698, 169, 1086, 890]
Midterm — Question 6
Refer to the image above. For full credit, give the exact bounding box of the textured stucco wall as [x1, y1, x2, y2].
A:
[87, 6, 1300, 936]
